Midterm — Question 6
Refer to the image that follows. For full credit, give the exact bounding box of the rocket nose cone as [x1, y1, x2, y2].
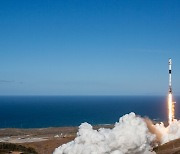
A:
[169, 58, 172, 64]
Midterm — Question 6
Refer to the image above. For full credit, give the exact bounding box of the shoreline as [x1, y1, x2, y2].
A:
[0, 125, 113, 154]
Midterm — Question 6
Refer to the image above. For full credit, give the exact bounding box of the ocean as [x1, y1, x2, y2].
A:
[0, 96, 179, 128]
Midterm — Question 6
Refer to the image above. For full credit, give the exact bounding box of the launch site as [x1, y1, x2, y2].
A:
[0, 0, 180, 154]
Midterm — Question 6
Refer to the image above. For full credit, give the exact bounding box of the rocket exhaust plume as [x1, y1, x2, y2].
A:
[168, 58, 175, 124]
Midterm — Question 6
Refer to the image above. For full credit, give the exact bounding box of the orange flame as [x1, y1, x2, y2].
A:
[168, 93, 175, 124]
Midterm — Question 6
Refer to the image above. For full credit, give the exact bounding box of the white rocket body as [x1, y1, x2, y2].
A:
[168, 58, 175, 124]
[169, 58, 172, 93]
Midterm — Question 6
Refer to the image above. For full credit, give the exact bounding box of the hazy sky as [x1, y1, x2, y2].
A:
[0, 0, 180, 95]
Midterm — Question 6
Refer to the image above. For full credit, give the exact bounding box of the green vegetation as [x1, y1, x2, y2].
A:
[0, 142, 37, 154]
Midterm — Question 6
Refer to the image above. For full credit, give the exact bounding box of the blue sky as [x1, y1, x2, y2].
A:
[0, 0, 180, 95]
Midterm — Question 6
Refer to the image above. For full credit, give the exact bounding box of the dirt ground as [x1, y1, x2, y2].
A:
[0, 125, 112, 154]
[23, 137, 75, 154]
[154, 138, 180, 154]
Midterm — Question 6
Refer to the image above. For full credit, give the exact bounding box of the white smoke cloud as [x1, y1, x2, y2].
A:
[155, 119, 180, 144]
[53, 113, 156, 154]
[53, 112, 180, 154]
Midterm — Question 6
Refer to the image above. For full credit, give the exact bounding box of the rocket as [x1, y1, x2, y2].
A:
[168, 58, 175, 123]
[168, 58, 175, 124]
[169, 58, 172, 93]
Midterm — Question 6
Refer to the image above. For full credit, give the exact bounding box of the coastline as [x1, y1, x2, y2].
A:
[0, 125, 113, 154]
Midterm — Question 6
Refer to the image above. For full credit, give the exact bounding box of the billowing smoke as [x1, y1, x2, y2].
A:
[155, 119, 180, 144]
[144, 118, 163, 143]
[53, 113, 156, 154]
[53, 113, 180, 154]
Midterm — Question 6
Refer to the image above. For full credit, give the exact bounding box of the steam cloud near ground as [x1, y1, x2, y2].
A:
[54, 113, 180, 154]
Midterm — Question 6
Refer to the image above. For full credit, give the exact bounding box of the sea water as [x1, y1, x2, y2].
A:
[0, 96, 179, 128]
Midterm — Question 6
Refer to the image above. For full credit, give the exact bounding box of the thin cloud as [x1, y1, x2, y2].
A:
[0, 80, 23, 84]
[0, 80, 15, 83]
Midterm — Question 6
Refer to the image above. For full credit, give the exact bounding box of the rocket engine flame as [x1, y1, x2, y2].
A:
[168, 93, 174, 124]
